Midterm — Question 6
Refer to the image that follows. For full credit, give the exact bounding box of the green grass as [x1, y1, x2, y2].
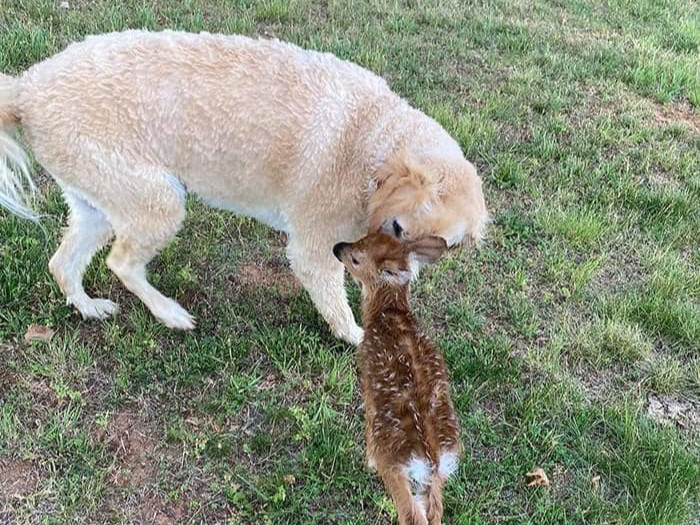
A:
[1, 0, 699, 524]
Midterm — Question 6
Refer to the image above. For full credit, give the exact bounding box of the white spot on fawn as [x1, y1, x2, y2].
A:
[438, 450, 459, 478]
[404, 456, 431, 488]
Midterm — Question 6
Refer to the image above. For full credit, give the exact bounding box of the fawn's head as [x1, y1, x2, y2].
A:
[333, 233, 447, 295]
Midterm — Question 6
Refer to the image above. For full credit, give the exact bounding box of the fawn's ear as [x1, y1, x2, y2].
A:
[407, 236, 448, 265]
[380, 268, 413, 286]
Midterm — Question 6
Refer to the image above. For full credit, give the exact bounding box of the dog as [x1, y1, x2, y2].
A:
[334, 233, 460, 524]
[0, 30, 488, 344]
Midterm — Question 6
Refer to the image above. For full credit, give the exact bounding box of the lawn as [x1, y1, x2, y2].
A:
[1, 1, 698, 524]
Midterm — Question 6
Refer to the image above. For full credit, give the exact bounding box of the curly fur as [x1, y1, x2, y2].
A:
[0, 30, 487, 341]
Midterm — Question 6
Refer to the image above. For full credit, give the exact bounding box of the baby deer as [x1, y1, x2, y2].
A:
[333, 233, 461, 525]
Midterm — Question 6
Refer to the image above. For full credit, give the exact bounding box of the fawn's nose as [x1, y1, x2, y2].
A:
[333, 242, 351, 261]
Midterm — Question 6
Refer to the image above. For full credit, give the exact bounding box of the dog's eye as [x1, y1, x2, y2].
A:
[351, 256, 359, 265]
[392, 220, 403, 238]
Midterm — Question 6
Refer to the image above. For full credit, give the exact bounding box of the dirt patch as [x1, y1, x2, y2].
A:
[0, 367, 18, 400]
[101, 485, 218, 524]
[92, 410, 235, 524]
[234, 259, 302, 295]
[651, 100, 700, 134]
[0, 457, 39, 500]
[24, 376, 59, 407]
[589, 249, 645, 298]
[92, 411, 159, 488]
[646, 394, 699, 431]
[567, 87, 624, 130]
[136, 493, 187, 525]
[130, 481, 236, 524]
[646, 170, 681, 191]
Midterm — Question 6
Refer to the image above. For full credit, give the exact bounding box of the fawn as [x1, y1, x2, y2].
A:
[333, 233, 461, 525]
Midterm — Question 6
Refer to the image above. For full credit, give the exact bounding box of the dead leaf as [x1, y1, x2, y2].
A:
[526, 468, 550, 487]
[591, 475, 601, 493]
[184, 417, 199, 427]
[24, 324, 55, 343]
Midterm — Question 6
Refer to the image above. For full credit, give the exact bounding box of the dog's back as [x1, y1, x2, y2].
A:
[17, 30, 395, 186]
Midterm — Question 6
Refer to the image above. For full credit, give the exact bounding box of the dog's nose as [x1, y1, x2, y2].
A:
[333, 242, 350, 261]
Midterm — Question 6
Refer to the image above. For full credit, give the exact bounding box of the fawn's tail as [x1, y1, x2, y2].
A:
[0, 72, 37, 221]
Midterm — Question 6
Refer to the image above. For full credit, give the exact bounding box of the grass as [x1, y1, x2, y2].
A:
[1, 0, 699, 524]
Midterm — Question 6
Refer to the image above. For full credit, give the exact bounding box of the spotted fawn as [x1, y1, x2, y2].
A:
[334, 233, 460, 525]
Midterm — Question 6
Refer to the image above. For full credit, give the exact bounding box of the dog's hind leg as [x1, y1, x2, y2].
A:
[104, 167, 194, 330]
[49, 188, 116, 319]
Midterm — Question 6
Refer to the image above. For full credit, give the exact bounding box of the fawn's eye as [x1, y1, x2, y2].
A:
[351, 256, 359, 265]
[392, 219, 403, 238]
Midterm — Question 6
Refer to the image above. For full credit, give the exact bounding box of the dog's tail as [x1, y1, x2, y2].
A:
[0, 72, 37, 221]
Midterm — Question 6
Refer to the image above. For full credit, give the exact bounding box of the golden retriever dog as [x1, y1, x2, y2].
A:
[0, 30, 487, 344]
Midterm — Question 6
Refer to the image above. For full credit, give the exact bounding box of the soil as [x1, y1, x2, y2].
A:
[0, 457, 39, 500]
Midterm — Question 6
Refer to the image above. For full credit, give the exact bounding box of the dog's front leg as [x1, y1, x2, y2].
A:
[287, 238, 363, 345]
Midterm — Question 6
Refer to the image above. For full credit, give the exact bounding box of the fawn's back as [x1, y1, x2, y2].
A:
[360, 312, 460, 482]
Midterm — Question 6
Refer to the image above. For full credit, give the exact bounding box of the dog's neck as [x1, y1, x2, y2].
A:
[361, 282, 411, 327]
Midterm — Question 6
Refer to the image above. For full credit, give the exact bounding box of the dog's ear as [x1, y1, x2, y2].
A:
[406, 236, 447, 265]
[369, 151, 436, 232]
[374, 151, 412, 190]
[374, 150, 431, 190]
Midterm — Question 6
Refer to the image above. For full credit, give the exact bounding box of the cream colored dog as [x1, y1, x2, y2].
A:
[0, 30, 487, 344]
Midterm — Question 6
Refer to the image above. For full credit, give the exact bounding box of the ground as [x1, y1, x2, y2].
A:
[0, 1, 698, 524]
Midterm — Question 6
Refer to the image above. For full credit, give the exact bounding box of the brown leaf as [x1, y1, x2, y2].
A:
[24, 324, 55, 343]
[526, 468, 550, 487]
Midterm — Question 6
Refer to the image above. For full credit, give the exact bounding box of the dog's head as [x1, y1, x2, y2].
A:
[333, 232, 447, 293]
[368, 150, 488, 248]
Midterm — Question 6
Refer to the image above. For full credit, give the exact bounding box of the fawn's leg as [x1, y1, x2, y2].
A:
[426, 474, 446, 525]
[380, 467, 427, 525]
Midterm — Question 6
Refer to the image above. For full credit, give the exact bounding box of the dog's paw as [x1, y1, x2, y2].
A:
[340, 324, 364, 346]
[155, 299, 196, 330]
[71, 296, 119, 319]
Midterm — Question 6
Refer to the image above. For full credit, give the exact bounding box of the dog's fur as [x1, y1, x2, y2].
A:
[334, 233, 460, 525]
[0, 30, 488, 343]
